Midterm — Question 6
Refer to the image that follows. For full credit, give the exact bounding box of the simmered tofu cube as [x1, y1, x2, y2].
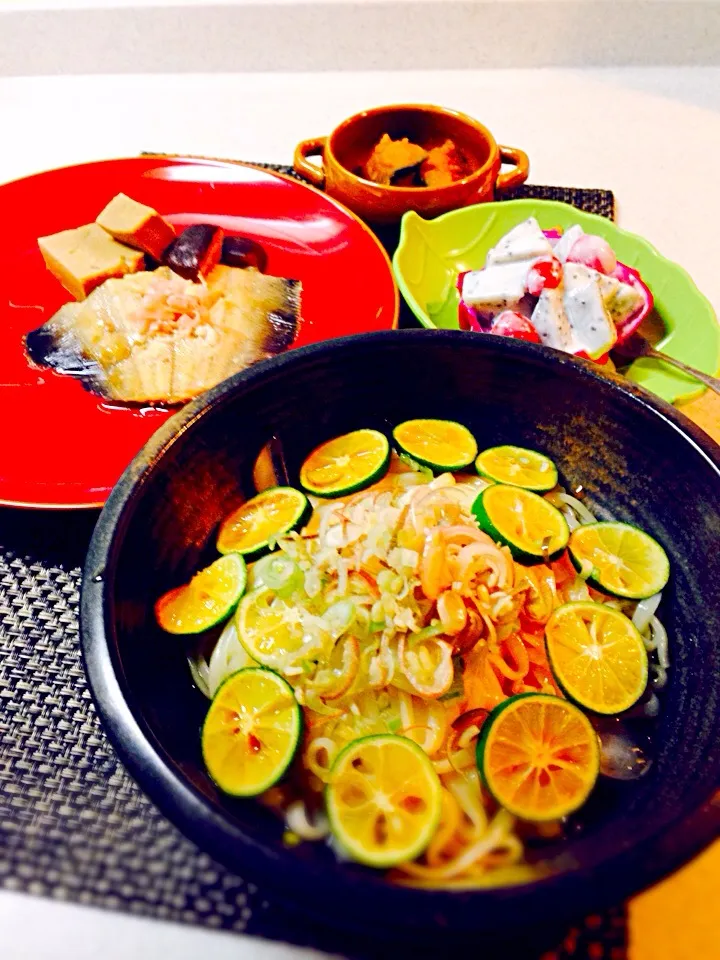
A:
[38, 223, 144, 300]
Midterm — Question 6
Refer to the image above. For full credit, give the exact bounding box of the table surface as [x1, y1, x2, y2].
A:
[0, 65, 719, 960]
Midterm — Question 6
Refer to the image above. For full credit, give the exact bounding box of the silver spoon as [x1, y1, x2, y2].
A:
[615, 333, 720, 396]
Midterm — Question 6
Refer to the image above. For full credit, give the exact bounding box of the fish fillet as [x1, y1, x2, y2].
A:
[25, 265, 301, 404]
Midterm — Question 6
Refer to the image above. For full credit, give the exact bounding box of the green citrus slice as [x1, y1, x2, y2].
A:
[299, 429, 390, 497]
[545, 601, 649, 714]
[236, 587, 328, 674]
[475, 445, 558, 491]
[217, 487, 309, 557]
[472, 484, 569, 563]
[393, 419, 478, 472]
[326, 734, 442, 867]
[155, 553, 247, 634]
[569, 522, 670, 599]
[201, 667, 301, 796]
[477, 692, 600, 821]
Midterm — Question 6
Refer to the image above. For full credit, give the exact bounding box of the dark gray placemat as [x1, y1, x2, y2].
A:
[0, 173, 626, 959]
[246, 159, 616, 222]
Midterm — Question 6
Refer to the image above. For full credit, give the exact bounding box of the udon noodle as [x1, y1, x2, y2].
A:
[189, 453, 668, 887]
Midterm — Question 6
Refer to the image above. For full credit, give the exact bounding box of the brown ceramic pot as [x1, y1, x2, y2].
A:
[293, 103, 529, 224]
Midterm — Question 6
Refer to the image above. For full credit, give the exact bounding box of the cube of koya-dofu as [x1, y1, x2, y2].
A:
[38, 223, 145, 300]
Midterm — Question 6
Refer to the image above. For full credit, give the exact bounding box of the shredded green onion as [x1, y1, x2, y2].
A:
[409, 621, 445, 645]
[577, 558, 596, 582]
[254, 554, 303, 597]
[438, 690, 462, 702]
[376, 569, 395, 592]
[323, 599, 356, 638]
[398, 452, 433, 478]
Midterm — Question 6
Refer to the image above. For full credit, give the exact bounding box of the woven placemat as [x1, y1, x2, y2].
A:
[246, 159, 616, 221]
[0, 172, 626, 959]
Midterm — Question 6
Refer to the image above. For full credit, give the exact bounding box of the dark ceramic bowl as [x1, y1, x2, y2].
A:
[81, 331, 720, 947]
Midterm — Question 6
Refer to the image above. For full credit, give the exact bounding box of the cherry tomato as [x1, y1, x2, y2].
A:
[491, 311, 541, 343]
[567, 234, 617, 275]
[526, 256, 563, 296]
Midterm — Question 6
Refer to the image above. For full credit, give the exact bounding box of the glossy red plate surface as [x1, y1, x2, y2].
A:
[0, 157, 398, 508]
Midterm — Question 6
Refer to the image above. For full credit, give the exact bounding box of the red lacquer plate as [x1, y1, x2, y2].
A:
[0, 157, 399, 508]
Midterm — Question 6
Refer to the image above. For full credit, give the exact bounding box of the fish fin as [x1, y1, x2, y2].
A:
[25, 303, 114, 396]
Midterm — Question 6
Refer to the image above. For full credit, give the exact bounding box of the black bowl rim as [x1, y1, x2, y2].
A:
[80, 330, 720, 937]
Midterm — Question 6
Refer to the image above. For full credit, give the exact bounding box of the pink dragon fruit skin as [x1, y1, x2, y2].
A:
[611, 261, 654, 341]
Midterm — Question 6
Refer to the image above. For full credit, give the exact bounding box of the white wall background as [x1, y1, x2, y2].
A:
[1, 0, 720, 75]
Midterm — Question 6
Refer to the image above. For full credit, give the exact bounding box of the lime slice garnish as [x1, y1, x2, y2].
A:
[475, 445, 558, 491]
[202, 667, 301, 796]
[545, 601, 649, 714]
[326, 734, 442, 867]
[299, 429, 390, 498]
[155, 553, 247, 634]
[393, 419, 478, 472]
[217, 487, 309, 557]
[477, 692, 599, 821]
[236, 587, 329, 675]
[472, 484, 569, 563]
[569, 521, 670, 599]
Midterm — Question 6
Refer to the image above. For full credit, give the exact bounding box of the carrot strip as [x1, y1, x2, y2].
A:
[463, 645, 506, 710]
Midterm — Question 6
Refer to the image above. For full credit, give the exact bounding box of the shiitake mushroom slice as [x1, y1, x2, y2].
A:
[163, 224, 224, 281]
[221, 236, 267, 273]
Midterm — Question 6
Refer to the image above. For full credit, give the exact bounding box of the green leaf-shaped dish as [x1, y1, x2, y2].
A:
[393, 199, 720, 404]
